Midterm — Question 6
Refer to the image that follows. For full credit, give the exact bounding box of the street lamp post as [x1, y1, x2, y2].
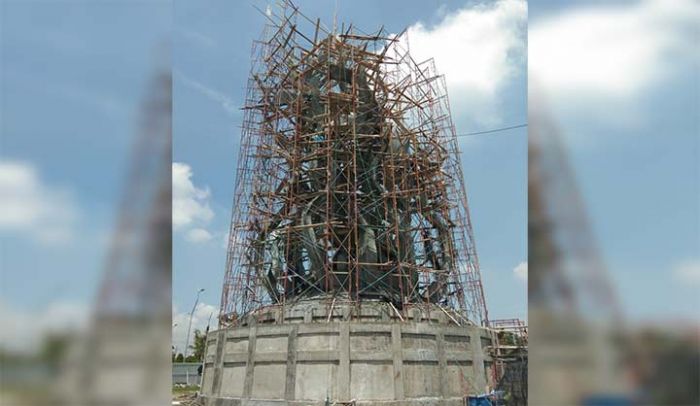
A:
[184, 288, 204, 386]
[184, 288, 205, 361]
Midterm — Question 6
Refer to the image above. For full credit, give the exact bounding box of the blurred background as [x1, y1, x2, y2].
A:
[1, 1, 172, 404]
[528, 0, 699, 404]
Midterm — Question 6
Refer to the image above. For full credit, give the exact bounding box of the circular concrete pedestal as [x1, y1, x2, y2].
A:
[200, 301, 495, 405]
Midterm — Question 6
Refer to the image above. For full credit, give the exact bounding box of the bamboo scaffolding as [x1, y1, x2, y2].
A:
[220, 0, 489, 327]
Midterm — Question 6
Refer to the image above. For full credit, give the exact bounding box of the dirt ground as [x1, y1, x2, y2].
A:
[172, 391, 202, 406]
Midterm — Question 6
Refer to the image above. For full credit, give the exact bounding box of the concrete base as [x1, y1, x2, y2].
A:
[201, 301, 495, 404]
[201, 398, 467, 406]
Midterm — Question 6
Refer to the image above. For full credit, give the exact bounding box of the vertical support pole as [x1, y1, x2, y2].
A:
[470, 328, 487, 393]
[211, 330, 226, 396]
[391, 324, 405, 399]
[243, 325, 258, 398]
[285, 325, 298, 400]
[337, 323, 351, 400]
[437, 330, 448, 396]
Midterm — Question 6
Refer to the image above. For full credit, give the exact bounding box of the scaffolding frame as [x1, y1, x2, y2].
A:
[489, 318, 528, 404]
[220, 0, 488, 327]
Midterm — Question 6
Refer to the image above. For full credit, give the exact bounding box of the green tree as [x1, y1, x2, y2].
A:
[40, 333, 70, 372]
[188, 329, 206, 362]
[175, 353, 184, 363]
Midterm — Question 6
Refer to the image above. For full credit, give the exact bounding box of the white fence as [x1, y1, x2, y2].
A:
[172, 362, 202, 386]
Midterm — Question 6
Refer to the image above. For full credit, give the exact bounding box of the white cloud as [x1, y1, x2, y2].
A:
[405, 0, 526, 125]
[0, 300, 89, 353]
[0, 160, 78, 245]
[174, 70, 239, 116]
[530, 0, 699, 122]
[172, 302, 218, 355]
[186, 227, 213, 243]
[172, 162, 214, 242]
[513, 261, 527, 282]
[179, 29, 216, 49]
[673, 259, 700, 285]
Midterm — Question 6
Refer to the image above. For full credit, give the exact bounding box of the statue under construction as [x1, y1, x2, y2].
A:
[201, 2, 496, 404]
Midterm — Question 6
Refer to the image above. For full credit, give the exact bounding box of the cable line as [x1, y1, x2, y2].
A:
[456, 123, 527, 137]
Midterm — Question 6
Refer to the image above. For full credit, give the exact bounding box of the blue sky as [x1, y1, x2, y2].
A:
[172, 0, 528, 347]
[530, 0, 699, 322]
[1, 1, 170, 350]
